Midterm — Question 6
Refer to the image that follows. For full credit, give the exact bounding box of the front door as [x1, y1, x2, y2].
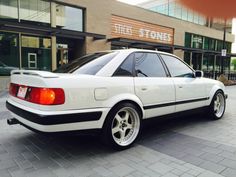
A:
[160, 54, 206, 112]
[133, 52, 175, 118]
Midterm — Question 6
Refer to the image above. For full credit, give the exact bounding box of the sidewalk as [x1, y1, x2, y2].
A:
[0, 89, 9, 119]
[0, 89, 8, 98]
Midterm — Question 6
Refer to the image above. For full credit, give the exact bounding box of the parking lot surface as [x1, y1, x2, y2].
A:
[0, 86, 236, 177]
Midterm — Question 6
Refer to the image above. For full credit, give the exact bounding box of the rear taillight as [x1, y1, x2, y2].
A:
[9, 83, 65, 105]
[27, 88, 65, 105]
[9, 83, 18, 96]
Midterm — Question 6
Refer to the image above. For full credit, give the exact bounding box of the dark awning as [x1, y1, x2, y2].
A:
[108, 38, 174, 50]
[108, 38, 236, 57]
[0, 20, 106, 40]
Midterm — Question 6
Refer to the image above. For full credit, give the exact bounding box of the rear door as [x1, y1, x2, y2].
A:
[160, 54, 207, 112]
[133, 52, 175, 119]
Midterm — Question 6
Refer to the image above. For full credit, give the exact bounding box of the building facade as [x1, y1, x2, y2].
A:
[0, 0, 235, 88]
[137, 0, 234, 76]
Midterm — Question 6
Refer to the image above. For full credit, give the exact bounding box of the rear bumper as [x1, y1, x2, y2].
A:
[6, 101, 108, 132]
[6, 101, 102, 125]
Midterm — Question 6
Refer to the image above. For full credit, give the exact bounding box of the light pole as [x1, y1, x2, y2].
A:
[221, 19, 227, 74]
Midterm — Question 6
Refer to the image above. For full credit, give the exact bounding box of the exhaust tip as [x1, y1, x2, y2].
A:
[7, 118, 19, 125]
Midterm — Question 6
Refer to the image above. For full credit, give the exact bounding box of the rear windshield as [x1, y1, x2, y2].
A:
[53, 52, 118, 75]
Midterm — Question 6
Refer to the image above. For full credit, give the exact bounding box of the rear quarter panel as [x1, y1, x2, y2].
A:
[37, 75, 138, 111]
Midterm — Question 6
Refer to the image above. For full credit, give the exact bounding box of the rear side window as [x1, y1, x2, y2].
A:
[160, 54, 194, 77]
[113, 54, 134, 77]
[54, 52, 118, 75]
[135, 52, 167, 77]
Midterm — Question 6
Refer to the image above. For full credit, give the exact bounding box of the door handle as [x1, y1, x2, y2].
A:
[178, 85, 183, 89]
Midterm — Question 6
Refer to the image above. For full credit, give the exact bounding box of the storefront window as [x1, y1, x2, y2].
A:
[188, 33, 223, 52]
[204, 37, 209, 50]
[226, 42, 231, 52]
[0, 0, 18, 21]
[209, 39, 216, 51]
[192, 35, 203, 49]
[216, 40, 223, 51]
[204, 37, 216, 51]
[185, 33, 191, 48]
[184, 52, 191, 65]
[0, 32, 19, 76]
[215, 56, 221, 72]
[56, 4, 83, 32]
[202, 54, 214, 72]
[20, 0, 50, 25]
[192, 53, 202, 70]
[21, 35, 51, 71]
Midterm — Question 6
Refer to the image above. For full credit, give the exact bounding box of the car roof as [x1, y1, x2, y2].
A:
[99, 49, 177, 58]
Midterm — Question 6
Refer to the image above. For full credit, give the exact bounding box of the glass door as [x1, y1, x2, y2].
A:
[192, 52, 202, 70]
[28, 53, 37, 69]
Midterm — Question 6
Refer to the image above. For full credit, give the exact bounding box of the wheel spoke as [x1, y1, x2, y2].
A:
[120, 130, 126, 142]
[216, 96, 220, 103]
[124, 111, 130, 122]
[126, 122, 133, 130]
[115, 114, 122, 122]
[112, 126, 120, 135]
[214, 101, 218, 111]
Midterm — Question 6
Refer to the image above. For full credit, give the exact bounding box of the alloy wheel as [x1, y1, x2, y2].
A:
[111, 107, 140, 146]
[214, 92, 225, 118]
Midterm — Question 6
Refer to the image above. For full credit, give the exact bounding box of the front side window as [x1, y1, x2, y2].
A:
[135, 52, 167, 77]
[161, 54, 194, 77]
[54, 52, 118, 75]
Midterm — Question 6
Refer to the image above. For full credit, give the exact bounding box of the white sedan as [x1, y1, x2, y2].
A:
[6, 49, 227, 149]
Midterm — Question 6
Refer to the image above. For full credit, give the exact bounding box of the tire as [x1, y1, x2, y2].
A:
[102, 102, 141, 150]
[208, 90, 226, 120]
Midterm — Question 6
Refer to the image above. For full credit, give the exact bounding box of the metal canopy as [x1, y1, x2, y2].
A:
[109, 37, 236, 57]
[108, 37, 173, 50]
[0, 20, 106, 40]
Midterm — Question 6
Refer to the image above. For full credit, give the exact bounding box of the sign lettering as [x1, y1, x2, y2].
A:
[111, 15, 174, 45]
[114, 24, 132, 35]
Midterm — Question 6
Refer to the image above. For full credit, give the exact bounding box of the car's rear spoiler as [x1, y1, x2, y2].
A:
[11, 70, 59, 78]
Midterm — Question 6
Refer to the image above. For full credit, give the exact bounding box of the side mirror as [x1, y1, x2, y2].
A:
[195, 70, 204, 78]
